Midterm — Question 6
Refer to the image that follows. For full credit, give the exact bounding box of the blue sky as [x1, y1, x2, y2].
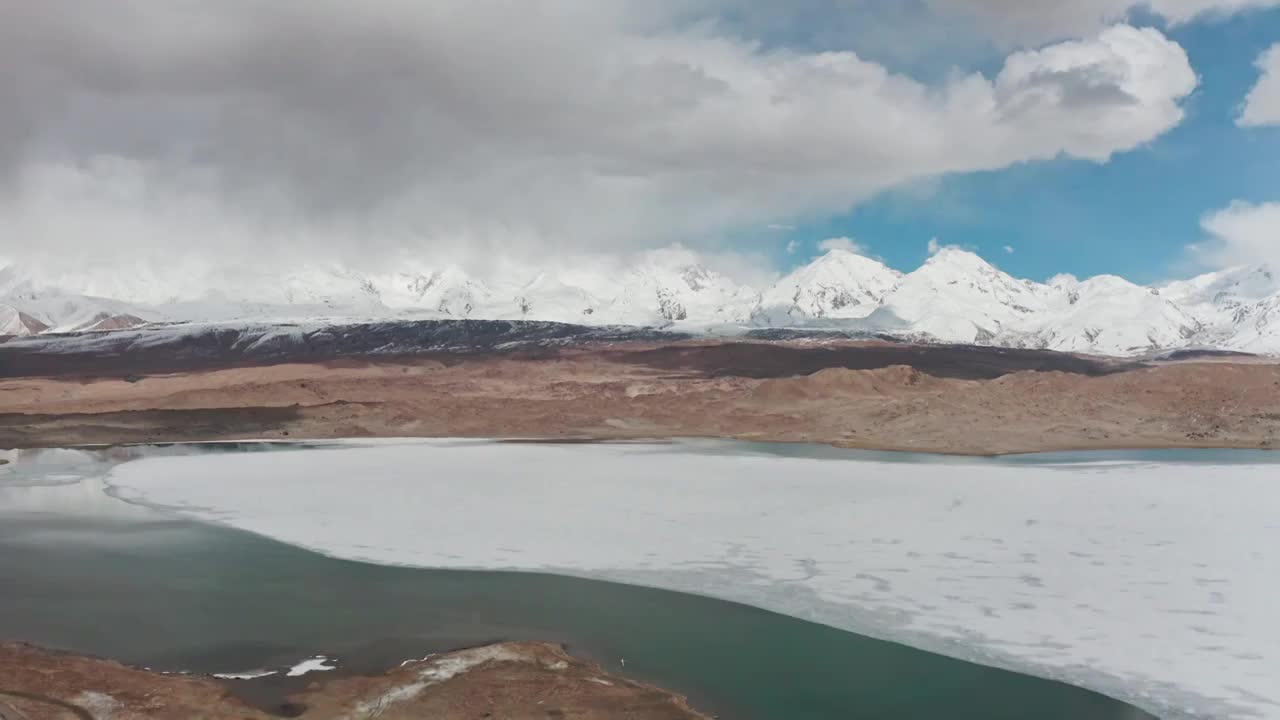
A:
[774, 8, 1280, 283]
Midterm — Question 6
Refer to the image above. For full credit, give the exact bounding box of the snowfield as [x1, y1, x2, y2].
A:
[4, 247, 1279, 356]
[104, 441, 1280, 720]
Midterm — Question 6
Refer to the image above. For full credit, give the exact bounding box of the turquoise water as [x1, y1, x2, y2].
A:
[0, 443, 1187, 719]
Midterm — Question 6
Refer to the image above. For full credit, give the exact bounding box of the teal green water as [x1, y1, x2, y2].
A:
[0, 443, 1180, 720]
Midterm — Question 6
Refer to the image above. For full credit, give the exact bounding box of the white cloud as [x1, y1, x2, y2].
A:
[786, 239, 801, 254]
[928, 238, 943, 255]
[0, 3, 1197, 279]
[1146, 0, 1280, 24]
[1239, 43, 1280, 127]
[923, 0, 1280, 44]
[1003, 245, 1016, 253]
[1196, 201, 1280, 268]
[694, 1, 1279, 53]
[768, 223, 797, 231]
[817, 237, 867, 254]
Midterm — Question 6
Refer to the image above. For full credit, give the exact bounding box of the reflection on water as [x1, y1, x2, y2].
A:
[0, 441, 1171, 720]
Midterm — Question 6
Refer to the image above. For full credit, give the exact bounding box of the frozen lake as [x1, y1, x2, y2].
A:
[0, 442, 1157, 720]
[94, 440, 1280, 720]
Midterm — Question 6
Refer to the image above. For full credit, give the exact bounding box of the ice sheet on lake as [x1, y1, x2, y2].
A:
[104, 441, 1280, 720]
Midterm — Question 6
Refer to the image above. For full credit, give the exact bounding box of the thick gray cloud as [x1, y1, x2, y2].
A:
[688, 0, 1280, 51]
[0, 1, 1197, 277]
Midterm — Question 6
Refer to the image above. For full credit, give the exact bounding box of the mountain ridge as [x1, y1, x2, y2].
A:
[3, 249, 1277, 357]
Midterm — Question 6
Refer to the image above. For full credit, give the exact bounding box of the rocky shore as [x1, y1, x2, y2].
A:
[0, 641, 710, 720]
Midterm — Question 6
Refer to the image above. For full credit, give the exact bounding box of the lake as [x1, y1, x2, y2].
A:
[6, 441, 1276, 719]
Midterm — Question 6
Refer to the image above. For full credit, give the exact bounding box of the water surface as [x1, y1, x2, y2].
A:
[0, 443, 1176, 720]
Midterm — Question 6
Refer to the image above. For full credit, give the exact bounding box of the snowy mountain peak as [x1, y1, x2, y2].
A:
[613, 255, 760, 326]
[3, 250, 1280, 356]
[374, 266, 488, 317]
[1162, 264, 1277, 307]
[802, 249, 903, 286]
[921, 247, 994, 272]
[513, 273, 601, 320]
[1037, 273, 1199, 354]
[760, 249, 901, 322]
[0, 304, 50, 337]
[1074, 274, 1155, 295]
[909, 248, 1043, 302]
[872, 248, 1055, 344]
[1158, 265, 1279, 345]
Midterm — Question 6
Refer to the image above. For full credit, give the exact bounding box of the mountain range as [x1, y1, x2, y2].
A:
[2, 248, 1277, 357]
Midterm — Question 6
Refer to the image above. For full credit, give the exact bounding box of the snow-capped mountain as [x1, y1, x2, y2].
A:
[1034, 275, 1200, 355]
[0, 305, 49, 336]
[2, 249, 1278, 357]
[0, 264, 157, 334]
[605, 251, 761, 326]
[1216, 292, 1280, 353]
[386, 267, 490, 317]
[759, 248, 901, 323]
[1159, 265, 1278, 349]
[868, 248, 1055, 345]
[511, 273, 602, 322]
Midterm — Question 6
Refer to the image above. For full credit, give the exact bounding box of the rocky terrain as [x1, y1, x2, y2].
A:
[0, 641, 708, 720]
[1, 326, 1276, 454]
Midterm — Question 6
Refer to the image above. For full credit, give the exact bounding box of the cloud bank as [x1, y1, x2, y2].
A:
[686, 0, 1279, 53]
[817, 237, 868, 254]
[923, 0, 1280, 43]
[1239, 44, 1280, 127]
[1, 3, 1197, 277]
[1197, 201, 1280, 269]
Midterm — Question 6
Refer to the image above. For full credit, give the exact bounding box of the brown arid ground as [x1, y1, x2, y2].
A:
[0, 340, 1278, 454]
[0, 641, 709, 720]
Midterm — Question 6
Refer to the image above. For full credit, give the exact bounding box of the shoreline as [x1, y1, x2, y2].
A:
[0, 640, 711, 720]
[4, 426, 1279, 457]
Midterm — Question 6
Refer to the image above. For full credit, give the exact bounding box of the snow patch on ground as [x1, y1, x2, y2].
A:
[74, 691, 122, 718]
[418, 645, 526, 683]
[286, 655, 337, 677]
[351, 645, 527, 718]
[104, 441, 1280, 720]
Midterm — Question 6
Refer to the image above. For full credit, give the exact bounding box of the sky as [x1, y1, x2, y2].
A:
[1, 0, 1278, 286]
[773, 3, 1280, 283]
